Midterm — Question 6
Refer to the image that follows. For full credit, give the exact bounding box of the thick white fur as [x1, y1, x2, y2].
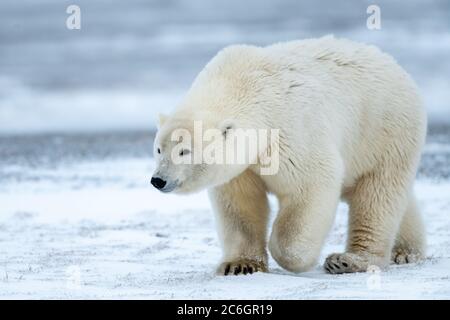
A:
[153, 36, 427, 275]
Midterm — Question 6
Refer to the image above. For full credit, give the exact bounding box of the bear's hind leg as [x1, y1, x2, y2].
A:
[392, 193, 426, 264]
[209, 169, 270, 275]
[325, 162, 414, 274]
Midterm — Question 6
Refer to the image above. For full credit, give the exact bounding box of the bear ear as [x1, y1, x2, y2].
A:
[219, 120, 235, 138]
[157, 113, 169, 129]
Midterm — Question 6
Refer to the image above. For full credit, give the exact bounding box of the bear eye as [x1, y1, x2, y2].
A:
[157, 148, 161, 154]
[223, 125, 233, 137]
[179, 149, 190, 156]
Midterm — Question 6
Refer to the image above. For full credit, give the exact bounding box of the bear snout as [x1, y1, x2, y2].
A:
[151, 177, 167, 190]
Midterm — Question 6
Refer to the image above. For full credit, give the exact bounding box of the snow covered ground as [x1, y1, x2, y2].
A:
[0, 130, 449, 299]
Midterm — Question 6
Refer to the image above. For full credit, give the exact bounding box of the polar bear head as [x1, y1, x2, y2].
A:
[151, 45, 280, 194]
[151, 113, 251, 194]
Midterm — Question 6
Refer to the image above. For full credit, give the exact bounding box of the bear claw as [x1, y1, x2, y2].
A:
[217, 259, 267, 276]
[324, 253, 369, 274]
[392, 250, 422, 265]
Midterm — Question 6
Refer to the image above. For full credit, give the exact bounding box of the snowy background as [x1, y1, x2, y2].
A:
[0, 0, 449, 299]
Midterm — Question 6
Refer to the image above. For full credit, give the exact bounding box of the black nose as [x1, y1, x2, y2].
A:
[151, 177, 167, 189]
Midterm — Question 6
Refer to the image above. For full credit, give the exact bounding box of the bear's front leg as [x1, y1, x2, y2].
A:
[269, 164, 342, 273]
[208, 170, 269, 275]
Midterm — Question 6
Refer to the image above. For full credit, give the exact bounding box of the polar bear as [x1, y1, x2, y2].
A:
[151, 36, 427, 275]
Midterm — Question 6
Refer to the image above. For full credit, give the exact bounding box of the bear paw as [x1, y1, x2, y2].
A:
[392, 249, 423, 265]
[324, 253, 371, 274]
[217, 259, 268, 276]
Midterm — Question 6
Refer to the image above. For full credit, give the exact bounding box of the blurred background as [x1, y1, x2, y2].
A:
[0, 0, 449, 134]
